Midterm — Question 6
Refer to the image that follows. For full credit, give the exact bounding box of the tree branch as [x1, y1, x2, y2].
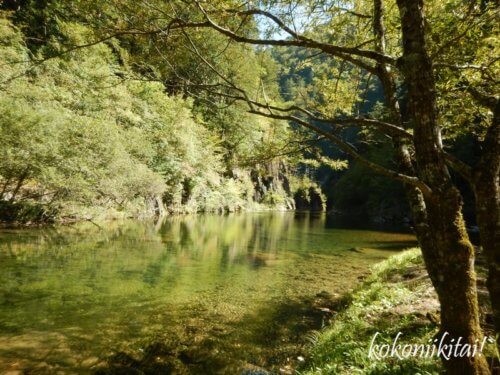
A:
[205, 90, 413, 139]
[193, 1, 396, 66]
[0, 18, 211, 85]
[443, 153, 473, 182]
[466, 87, 498, 111]
[247, 109, 432, 196]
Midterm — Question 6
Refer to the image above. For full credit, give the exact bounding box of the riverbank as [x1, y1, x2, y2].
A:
[299, 248, 498, 375]
[0, 178, 327, 227]
[0, 200, 291, 228]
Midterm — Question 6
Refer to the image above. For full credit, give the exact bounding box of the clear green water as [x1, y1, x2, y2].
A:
[0, 212, 416, 374]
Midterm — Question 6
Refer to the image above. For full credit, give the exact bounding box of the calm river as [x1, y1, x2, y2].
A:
[0, 212, 416, 374]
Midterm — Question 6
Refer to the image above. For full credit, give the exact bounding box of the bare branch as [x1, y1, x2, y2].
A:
[0, 18, 211, 86]
[433, 62, 493, 71]
[335, 8, 371, 19]
[193, 1, 396, 66]
[443, 153, 473, 182]
[466, 87, 498, 111]
[212, 91, 413, 139]
[247, 109, 432, 196]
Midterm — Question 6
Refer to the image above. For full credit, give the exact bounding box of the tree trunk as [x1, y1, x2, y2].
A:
[372, 0, 434, 280]
[9, 172, 28, 203]
[473, 100, 500, 351]
[396, 0, 490, 373]
[425, 190, 490, 374]
[0, 177, 11, 200]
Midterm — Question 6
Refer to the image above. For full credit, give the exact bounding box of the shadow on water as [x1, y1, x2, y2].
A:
[0, 212, 416, 374]
[96, 293, 342, 375]
[364, 241, 418, 251]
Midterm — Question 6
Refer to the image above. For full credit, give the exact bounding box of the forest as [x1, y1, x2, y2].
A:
[0, 1, 307, 221]
[0, 0, 498, 374]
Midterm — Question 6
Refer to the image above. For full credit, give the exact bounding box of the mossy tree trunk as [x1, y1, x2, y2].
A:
[473, 100, 500, 351]
[372, 0, 434, 256]
[396, 0, 490, 373]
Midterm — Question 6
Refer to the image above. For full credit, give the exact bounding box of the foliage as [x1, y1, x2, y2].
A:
[0, 13, 299, 221]
[331, 144, 409, 221]
[292, 176, 327, 211]
[427, 0, 499, 140]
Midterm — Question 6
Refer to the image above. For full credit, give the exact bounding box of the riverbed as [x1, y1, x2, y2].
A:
[0, 212, 416, 374]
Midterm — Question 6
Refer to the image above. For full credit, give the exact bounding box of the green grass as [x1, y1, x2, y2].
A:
[299, 248, 442, 375]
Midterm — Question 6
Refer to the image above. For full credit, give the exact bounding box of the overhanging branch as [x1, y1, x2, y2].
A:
[247, 108, 432, 196]
[193, 1, 396, 66]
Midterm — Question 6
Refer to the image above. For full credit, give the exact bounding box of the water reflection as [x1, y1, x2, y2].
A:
[0, 212, 416, 373]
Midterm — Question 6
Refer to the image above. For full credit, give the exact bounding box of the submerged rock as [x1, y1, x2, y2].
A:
[241, 363, 270, 375]
[315, 290, 332, 299]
